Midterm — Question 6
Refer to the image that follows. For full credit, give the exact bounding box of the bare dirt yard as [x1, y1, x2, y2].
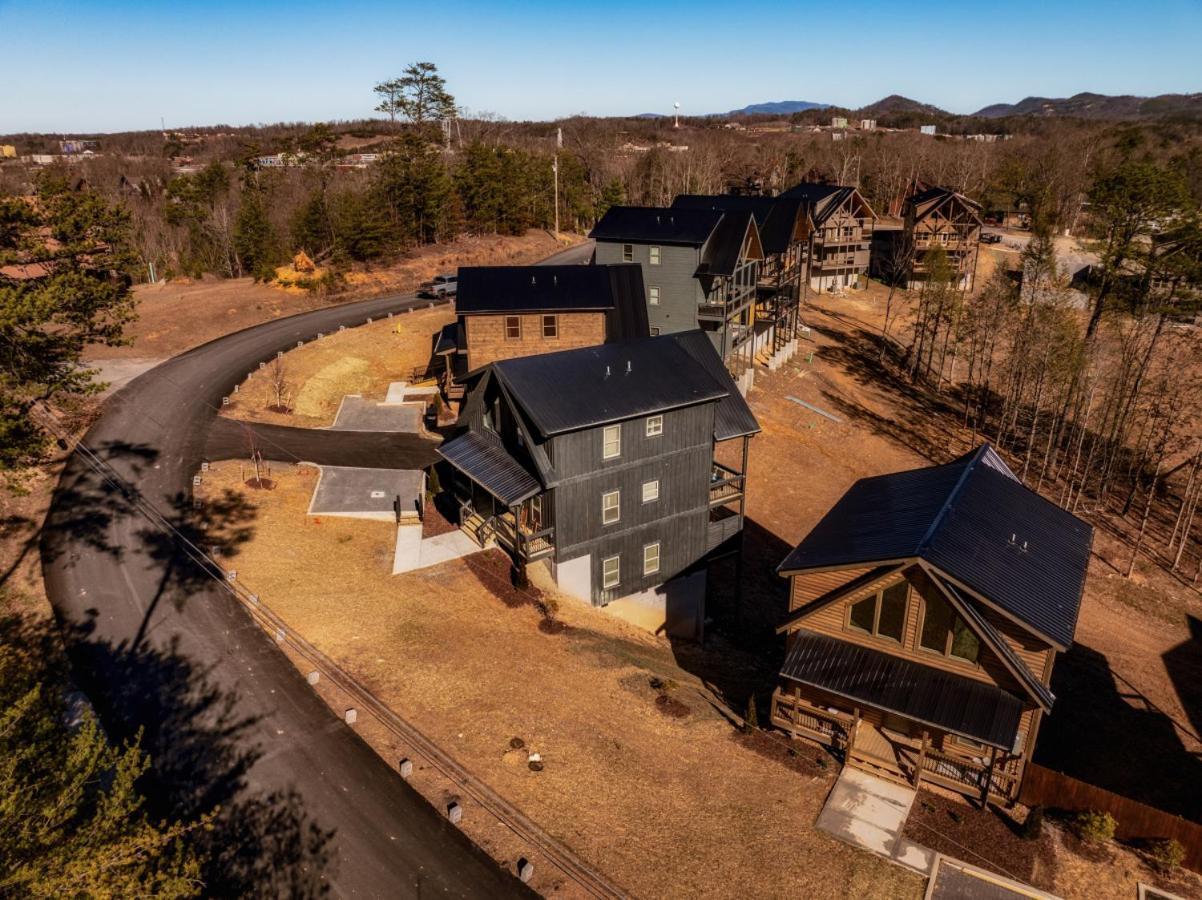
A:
[220, 305, 453, 428]
[85, 230, 580, 363]
[195, 460, 921, 899]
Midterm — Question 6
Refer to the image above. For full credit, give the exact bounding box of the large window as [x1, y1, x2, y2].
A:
[602, 490, 620, 525]
[602, 555, 620, 589]
[649, 246, 661, 265]
[920, 592, 981, 663]
[846, 582, 909, 643]
[643, 542, 660, 575]
[622, 244, 633, 262]
[542, 314, 558, 338]
[602, 424, 621, 459]
[505, 316, 521, 339]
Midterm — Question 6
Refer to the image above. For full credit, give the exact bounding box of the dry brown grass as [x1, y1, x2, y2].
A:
[221, 306, 452, 428]
[195, 460, 921, 899]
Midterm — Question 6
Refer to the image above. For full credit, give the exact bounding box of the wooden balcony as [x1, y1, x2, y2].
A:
[462, 510, 555, 562]
[770, 688, 852, 748]
[709, 462, 744, 506]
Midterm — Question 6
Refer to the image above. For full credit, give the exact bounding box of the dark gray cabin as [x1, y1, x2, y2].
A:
[437, 331, 760, 610]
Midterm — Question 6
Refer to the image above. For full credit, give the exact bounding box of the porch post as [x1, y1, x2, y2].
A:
[915, 730, 928, 788]
[982, 745, 997, 807]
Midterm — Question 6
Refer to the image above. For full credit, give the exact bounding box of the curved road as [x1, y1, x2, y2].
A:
[41, 242, 593, 897]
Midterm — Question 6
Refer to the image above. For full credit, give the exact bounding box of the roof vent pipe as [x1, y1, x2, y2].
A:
[605, 365, 610, 378]
[626, 361, 632, 375]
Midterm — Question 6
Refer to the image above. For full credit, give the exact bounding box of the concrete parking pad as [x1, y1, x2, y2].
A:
[393, 529, 484, 574]
[926, 854, 1062, 899]
[308, 466, 424, 521]
[816, 767, 931, 872]
[330, 395, 422, 432]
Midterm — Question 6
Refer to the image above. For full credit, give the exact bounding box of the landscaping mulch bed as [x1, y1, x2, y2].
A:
[903, 789, 1056, 888]
[421, 495, 458, 538]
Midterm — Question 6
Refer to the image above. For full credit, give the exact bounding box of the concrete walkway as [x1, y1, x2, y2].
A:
[815, 766, 935, 875]
[393, 528, 482, 575]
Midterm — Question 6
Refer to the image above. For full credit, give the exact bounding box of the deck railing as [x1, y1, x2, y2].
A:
[919, 745, 1020, 801]
[769, 688, 852, 748]
[709, 463, 744, 506]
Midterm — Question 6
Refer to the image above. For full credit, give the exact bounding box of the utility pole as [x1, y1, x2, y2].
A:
[553, 127, 562, 236]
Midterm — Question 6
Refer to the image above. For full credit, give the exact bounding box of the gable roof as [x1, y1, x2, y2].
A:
[490, 332, 739, 438]
[588, 206, 724, 246]
[698, 209, 761, 276]
[665, 331, 760, 441]
[779, 182, 875, 227]
[671, 194, 808, 256]
[455, 264, 644, 315]
[778, 445, 1093, 649]
[908, 186, 983, 225]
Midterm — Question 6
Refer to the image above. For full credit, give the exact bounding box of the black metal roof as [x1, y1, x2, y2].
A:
[778, 446, 1093, 649]
[491, 333, 730, 438]
[454, 264, 644, 315]
[434, 322, 458, 355]
[698, 210, 758, 277]
[436, 430, 541, 506]
[781, 629, 1026, 750]
[779, 182, 868, 227]
[666, 331, 760, 440]
[672, 194, 805, 255]
[588, 206, 723, 246]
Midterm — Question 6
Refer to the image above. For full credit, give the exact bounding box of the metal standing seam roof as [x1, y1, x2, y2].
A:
[779, 182, 873, 227]
[588, 206, 724, 246]
[671, 194, 805, 255]
[436, 430, 541, 507]
[490, 335, 730, 438]
[454, 264, 641, 315]
[781, 628, 1025, 750]
[666, 330, 760, 441]
[778, 445, 1093, 649]
[698, 210, 759, 277]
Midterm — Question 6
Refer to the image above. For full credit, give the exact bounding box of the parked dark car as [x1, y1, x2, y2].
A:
[418, 273, 457, 299]
[980, 232, 1003, 244]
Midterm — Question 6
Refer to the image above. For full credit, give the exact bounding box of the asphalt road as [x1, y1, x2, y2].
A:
[41, 240, 593, 897]
[206, 417, 441, 469]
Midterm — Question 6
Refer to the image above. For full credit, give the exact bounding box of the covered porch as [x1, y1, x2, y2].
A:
[436, 430, 554, 564]
[770, 630, 1026, 803]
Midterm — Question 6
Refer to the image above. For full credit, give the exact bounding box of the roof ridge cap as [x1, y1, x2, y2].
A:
[916, 446, 990, 554]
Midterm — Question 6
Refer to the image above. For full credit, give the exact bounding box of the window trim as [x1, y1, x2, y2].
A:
[641, 479, 659, 503]
[542, 314, 558, 338]
[648, 285, 660, 306]
[917, 592, 982, 666]
[643, 542, 660, 576]
[602, 554, 620, 589]
[645, 415, 663, 437]
[602, 424, 621, 460]
[649, 245, 661, 265]
[601, 489, 620, 525]
[845, 581, 909, 645]
[621, 243, 633, 263]
[504, 315, 521, 340]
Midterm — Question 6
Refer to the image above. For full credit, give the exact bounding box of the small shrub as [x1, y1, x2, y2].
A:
[744, 693, 758, 731]
[1145, 837, 1185, 872]
[1021, 805, 1044, 841]
[1072, 810, 1117, 844]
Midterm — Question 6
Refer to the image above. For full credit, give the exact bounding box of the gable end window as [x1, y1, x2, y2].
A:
[505, 316, 521, 339]
[601, 490, 620, 525]
[542, 314, 558, 338]
[602, 555, 620, 589]
[919, 591, 981, 664]
[846, 582, 909, 643]
[602, 424, 621, 460]
[649, 246, 661, 265]
[648, 285, 660, 306]
[622, 243, 633, 262]
[645, 415, 663, 437]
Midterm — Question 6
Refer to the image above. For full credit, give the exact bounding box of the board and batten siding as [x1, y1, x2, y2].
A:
[594, 240, 704, 336]
[548, 402, 715, 481]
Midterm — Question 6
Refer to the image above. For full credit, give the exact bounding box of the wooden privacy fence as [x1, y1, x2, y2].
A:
[1020, 763, 1202, 871]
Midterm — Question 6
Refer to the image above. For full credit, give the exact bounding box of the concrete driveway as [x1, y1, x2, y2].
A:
[816, 766, 934, 874]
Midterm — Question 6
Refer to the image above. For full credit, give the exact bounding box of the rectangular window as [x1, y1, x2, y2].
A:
[648, 285, 660, 306]
[622, 243, 633, 262]
[602, 489, 620, 525]
[847, 581, 909, 643]
[602, 555, 620, 589]
[602, 424, 621, 460]
[505, 315, 521, 339]
[643, 542, 660, 576]
[542, 314, 558, 338]
[649, 246, 661, 265]
[645, 415, 663, 437]
[642, 480, 659, 503]
[650, 327, 661, 336]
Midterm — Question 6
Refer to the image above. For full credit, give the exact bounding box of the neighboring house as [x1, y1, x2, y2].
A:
[779, 182, 877, 292]
[671, 194, 812, 361]
[589, 207, 765, 387]
[872, 184, 983, 291]
[436, 331, 760, 634]
[769, 446, 1092, 804]
[435, 264, 648, 400]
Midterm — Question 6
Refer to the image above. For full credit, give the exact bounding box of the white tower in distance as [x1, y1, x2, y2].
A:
[673, 101, 680, 129]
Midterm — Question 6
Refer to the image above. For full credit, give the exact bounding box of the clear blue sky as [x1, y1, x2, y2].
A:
[2, 0, 1200, 133]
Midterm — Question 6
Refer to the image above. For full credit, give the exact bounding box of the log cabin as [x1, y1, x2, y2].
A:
[671, 194, 813, 364]
[589, 206, 764, 390]
[435, 264, 648, 402]
[778, 182, 877, 293]
[770, 446, 1093, 803]
[436, 331, 759, 635]
[871, 184, 983, 291]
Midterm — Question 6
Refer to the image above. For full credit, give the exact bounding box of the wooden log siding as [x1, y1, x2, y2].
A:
[465, 311, 607, 372]
[1020, 763, 1202, 872]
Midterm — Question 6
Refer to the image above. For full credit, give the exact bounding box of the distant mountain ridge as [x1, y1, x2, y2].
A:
[723, 99, 828, 116]
[974, 92, 1202, 120]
